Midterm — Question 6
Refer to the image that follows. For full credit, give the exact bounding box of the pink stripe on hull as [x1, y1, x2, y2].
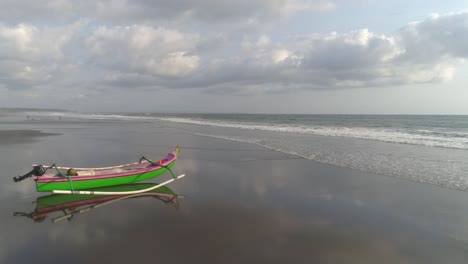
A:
[36, 153, 176, 183]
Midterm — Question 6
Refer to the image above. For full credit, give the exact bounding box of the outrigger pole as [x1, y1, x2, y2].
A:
[52, 174, 185, 195]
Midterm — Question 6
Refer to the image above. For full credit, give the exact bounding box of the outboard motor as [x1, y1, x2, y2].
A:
[13, 165, 46, 182]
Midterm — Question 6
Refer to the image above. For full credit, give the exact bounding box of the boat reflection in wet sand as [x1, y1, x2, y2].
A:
[14, 183, 180, 223]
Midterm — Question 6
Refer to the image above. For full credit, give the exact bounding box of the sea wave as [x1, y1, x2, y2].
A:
[157, 117, 468, 150]
[24, 111, 153, 121]
[181, 127, 468, 192]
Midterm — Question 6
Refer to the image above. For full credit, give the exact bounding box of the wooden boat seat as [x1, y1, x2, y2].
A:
[75, 170, 96, 176]
[75, 168, 128, 176]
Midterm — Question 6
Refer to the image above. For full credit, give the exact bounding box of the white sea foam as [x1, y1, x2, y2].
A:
[24, 111, 153, 121]
[157, 117, 468, 150]
[183, 128, 468, 191]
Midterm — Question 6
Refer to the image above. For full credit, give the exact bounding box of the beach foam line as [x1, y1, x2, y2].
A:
[24, 111, 154, 121]
[157, 117, 468, 150]
[182, 130, 468, 192]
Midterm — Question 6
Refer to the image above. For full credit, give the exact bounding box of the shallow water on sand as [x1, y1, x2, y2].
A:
[1, 119, 468, 263]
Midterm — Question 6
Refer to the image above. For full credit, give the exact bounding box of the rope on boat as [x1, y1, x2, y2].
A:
[52, 164, 74, 192]
[139, 156, 177, 179]
[14, 164, 77, 194]
[139, 156, 157, 166]
[52, 174, 185, 195]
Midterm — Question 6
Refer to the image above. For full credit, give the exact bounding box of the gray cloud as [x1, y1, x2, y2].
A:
[181, 12, 468, 92]
[0, 22, 83, 90]
[399, 13, 468, 61]
[95, 12, 468, 93]
[0, 4, 467, 98]
[86, 25, 200, 78]
[0, 0, 335, 24]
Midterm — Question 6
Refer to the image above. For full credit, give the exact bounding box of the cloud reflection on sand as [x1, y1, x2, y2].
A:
[3, 117, 468, 263]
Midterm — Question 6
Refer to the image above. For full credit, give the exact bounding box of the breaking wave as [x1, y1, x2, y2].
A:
[157, 117, 468, 150]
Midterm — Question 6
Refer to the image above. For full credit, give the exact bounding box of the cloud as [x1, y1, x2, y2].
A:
[0, 22, 82, 90]
[399, 12, 468, 61]
[0, 0, 335, 24]
[0, 8, 467, 98]
[0, 23, 75, 61]
[92, 12, 468, 93]
[86, 25, 200, 82]
[183, 11, 468, 93]
[295, 11, 468, 88]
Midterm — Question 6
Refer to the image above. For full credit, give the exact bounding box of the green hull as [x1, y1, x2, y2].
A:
[36, 162, 175, 192]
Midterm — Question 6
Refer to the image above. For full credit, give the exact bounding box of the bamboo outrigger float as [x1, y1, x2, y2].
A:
[14, 147, 185, 195]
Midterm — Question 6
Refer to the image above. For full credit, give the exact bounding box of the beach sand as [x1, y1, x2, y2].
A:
[0, 130, 60, 144]
[1, 120, 468, 263]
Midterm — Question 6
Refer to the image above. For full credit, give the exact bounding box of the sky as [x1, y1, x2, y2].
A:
[0, 0, 467, 114]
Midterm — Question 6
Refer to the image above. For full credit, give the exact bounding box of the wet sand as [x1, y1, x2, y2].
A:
[0, 130, 61, 144]
[1, 120, 468, 263]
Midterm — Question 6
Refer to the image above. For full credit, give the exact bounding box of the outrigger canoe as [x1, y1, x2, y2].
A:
[14, 183, 180, 223]
[14, 147, 185, 194]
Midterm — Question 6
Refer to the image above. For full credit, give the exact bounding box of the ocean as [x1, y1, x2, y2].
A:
[3, 109, 468, 191]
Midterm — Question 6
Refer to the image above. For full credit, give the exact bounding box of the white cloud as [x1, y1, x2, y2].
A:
[190, 12, 468, 92]
[89, 10, 468, 93]
[256, 35, 271, 48]
[155, 52, 200, 77]
[269, 0, 336, 17]
[86, 25, 200, 79]
[0, 22, 82, 90]
[1, 6, 468, 101]
[398, 11, 468, 61]
[0, 23, 75, 60]
[272, 49, 290, 64]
